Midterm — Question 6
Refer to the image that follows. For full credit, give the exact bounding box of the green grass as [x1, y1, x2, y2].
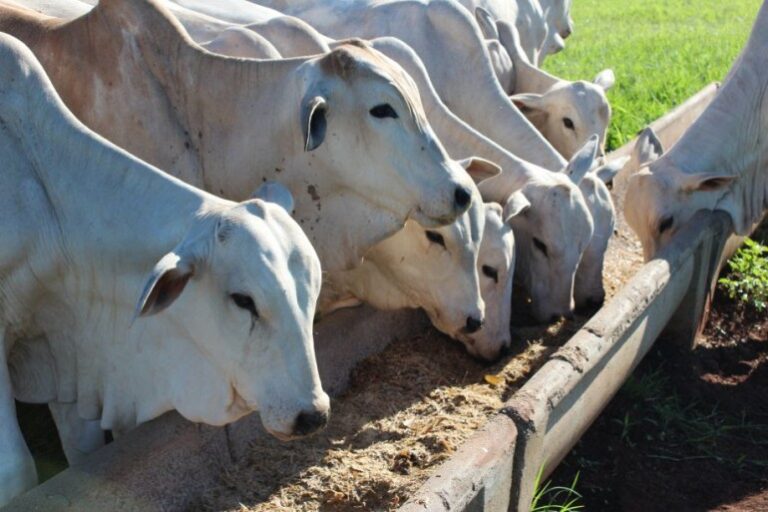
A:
[543, 0, 763, 150]
[531, 466, 584, 512]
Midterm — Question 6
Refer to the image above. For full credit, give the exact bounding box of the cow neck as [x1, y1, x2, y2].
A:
[12, 65, 218, 263]
[660, 17, 768, 234]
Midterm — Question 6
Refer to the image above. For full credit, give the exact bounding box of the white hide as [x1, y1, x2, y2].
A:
[496, 20, 613, 159]
[247, 0, 567, 171]
[0, 0, 475, 275]
[367, 36, 604, 322]
[0, 33, 329, 505]
[626, 2, 768, 261]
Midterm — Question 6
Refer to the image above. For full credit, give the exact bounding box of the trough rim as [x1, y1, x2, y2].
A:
[398, 81, 729, 512]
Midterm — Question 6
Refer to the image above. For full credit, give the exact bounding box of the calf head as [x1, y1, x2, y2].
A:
[625, 128, 735, 261]
[136, 183, 329, 440]
[512, 70, 614, 159]
[301, 41, 475, 228]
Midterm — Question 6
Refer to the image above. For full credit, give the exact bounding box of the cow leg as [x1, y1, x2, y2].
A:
[0, 328, 38, 506]
[48, 402, 105, 465]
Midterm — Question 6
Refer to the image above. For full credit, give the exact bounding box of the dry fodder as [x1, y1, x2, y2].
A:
[200, 212, 645, 511]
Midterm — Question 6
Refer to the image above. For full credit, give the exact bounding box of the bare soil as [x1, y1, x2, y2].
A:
[549, 267, 768, 511]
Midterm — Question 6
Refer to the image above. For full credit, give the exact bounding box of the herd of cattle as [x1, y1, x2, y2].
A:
[0, 0, 766, 505]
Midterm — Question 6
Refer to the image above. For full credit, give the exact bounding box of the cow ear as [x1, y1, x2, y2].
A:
[135, 251, 196, 318]
[474, 7, 499, 40]
[510, 93, 546, 115]
[503, 191, 531, 221]
[303, 96, 327, 152]
[593, 155, 630, 185]
[634, 127, 664, 166]
[676, 173, 735, 193]
[594, 69, 615, 91]
[459, 156, 501, 184]
[252, 181, 295, 213]
[564, 134, 599, 184]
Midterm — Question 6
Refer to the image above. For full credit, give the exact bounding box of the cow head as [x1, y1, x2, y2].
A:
[511, 70, 614, 159]
[135, 183, 330, 440]
[342, 159, 499, 356]
[301, 41, 475, 228]
[625, 128, 735, 261]
[574, 155, 629, 313]
[460, 201, 517, 361]
[540, 0, 574, 39]
[500, 141, 596, 323]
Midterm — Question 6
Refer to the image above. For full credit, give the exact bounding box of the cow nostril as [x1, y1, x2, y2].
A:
[465, 316, 483, 333]
[292, 409, 329, 437]
[454, 186, 471, 209]
[548, 314, 562, 324]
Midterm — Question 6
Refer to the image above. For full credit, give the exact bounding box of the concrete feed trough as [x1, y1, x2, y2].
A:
[3, 83, 743, 512]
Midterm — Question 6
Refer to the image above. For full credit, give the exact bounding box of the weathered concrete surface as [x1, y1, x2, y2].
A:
[506, 210, 733, 512]
[3, 306, 428, 512]
[399, 414, 517, 512]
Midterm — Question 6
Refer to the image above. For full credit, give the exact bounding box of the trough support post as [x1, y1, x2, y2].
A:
[665, 212, 732, 349]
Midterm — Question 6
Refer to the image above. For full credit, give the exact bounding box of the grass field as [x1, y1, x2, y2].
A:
[543, 0, 763, 151]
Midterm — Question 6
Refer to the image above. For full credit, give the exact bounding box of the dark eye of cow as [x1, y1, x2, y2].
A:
[533, 237, 549, 257]
[482, 265, 499, 283]
[230, 293, 259, 319]
[425, 230, 446, 248]
[369, 103, 399, 119]
[658, 216, 674, 234]
[563, 117, 575, 130]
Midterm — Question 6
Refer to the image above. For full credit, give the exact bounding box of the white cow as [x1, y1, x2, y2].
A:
[489, 18, 614, 159]
[149, 1, 616, 320]
[0, 0, 475, 276]
[461, 0, 556, 67]
[625, 1, 768, 261]
[0, 33, 329, 505]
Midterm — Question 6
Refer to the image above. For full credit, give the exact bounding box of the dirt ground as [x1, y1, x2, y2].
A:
[549, 251, 768, 511]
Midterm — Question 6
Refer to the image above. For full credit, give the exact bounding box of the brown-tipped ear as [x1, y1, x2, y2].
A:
[135, 253, 195, 318]
[459, 156, 502, 184]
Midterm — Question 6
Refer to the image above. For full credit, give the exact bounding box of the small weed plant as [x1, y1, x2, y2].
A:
[718, 237, 768, 311]
[531, 466, 584, 512]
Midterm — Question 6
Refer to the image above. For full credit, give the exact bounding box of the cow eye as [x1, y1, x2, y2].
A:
[230, 293, 259, 318]
[425, 230, 446, 248]
[563, 117, 575, 130]
[533, 237, 548, 257]
[482, 265, 498, 283]
[369, 103, 398, 119]
[658, 216, 674, 234]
